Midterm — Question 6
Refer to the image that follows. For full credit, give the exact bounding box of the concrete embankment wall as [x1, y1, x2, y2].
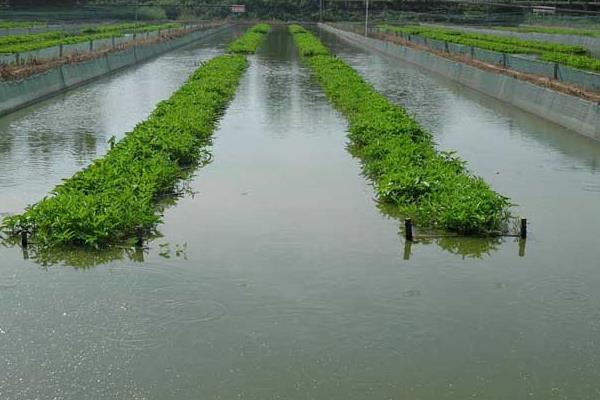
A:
[0, 25, 229, 117]
[320, 23, 600, 142]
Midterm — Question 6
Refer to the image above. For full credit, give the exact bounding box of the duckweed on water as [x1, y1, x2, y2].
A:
[2, 24, 271, 249]
[290, 25, 511, 235]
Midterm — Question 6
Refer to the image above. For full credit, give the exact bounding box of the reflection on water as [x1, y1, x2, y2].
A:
[21, 244, 145, 269]
[10, 241, 190, 269]
[405, 236, 506, 260]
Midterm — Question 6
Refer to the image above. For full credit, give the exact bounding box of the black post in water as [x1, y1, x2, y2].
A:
[403, 239, 412, 260]
[405, 218, 414, 241]
[135, 226, 144, 247]
[20, 231, 28, 248]
[520, 218, 527, 239]
[518, 237, 526, 257]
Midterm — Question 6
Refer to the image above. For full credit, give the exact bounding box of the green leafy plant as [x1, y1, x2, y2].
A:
[380, 25, 588, 55]
[0, 21, 46, 29]
[541, 52, 600, 72]
[1, 54, 248, 248]
[380, 24, 600, 73]
[291, 25, 512, 235]
[495, 25, 600, 38]
[289, 25, 329, 56]
[227, 23, 271, 54]
[0, 23, 183, 54]
[1, 23, 274, 249]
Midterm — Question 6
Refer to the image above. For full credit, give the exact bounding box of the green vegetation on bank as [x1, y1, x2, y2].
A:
[380, 24, 600, 73]
[0, 31, 63, 47]
[1, 24, 270, 248]
[228, 23, 271, 54]
[0, 31, 116, 54]
[0, 21, 46, 29]
[380, 25, 588, 55]
[496, 25, 600, 38]
[290, 25, 511, 234]
[82, 22, 180, 35]
[541, 52, 600, 72]
[0, 22, 183, 54]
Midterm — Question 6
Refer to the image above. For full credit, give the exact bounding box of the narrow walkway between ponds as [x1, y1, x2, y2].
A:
[0, 28, 233, 215]
[1, 26, 600, 400]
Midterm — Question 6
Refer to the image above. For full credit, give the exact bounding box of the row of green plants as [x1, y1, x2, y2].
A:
[0, 31, 63, 47]
[1, 54, 248, 248]
[228, 23, 271, 54]
[0, 21, 45, 29]
[495, 25, 600, 38]
[289, 25, 329, 56]
[0, 23, 183, 54]
[380, 25, 588, 55]
[0, 32, 116, 54]
[82, 22, 181, 35]
[0, 24, 272, 248]
[290, 25, 511, 235]
[541, 51, 600, 72]
[380, 24, 600, 73]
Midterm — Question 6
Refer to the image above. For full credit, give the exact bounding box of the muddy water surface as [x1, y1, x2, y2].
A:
[0, 26, 600, 399]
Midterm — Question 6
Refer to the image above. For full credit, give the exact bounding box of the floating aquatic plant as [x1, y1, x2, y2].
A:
[290, 24, 512, 235]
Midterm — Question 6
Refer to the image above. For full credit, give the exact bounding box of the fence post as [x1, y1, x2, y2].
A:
[135, 226, 144, 247]
[89, 39, 93, 52]
[59, 43, 63, 58]
[403, 240, 412, 260]
[554, 62, 559, 80]
[502, 53, 507, 68]
[405, 218, 414, 241]
[112, 36, 115, 49]
[520, 218, 527, 239]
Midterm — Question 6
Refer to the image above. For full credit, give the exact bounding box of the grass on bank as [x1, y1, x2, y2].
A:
[380, 24, 600, 73]
[1, 24, 270, 248]
[290, 24, 511, 235]
[0, 22, 183, 54]
[0, 21, 46, 29]
[380, 25, 588, 55]
[495, 25, 600, 38]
